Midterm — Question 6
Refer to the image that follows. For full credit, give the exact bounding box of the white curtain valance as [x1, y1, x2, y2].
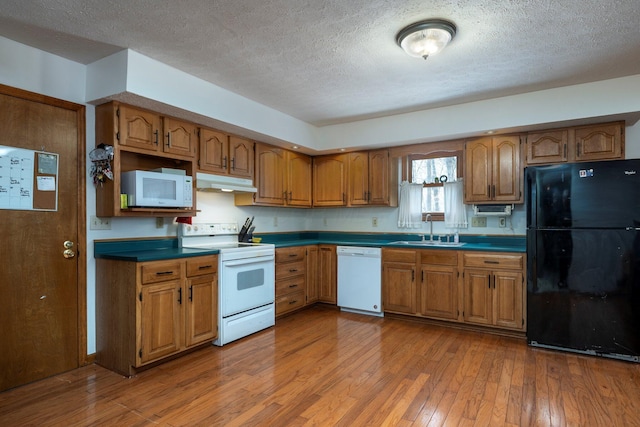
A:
[444, 179, 467, 229]
[397, 181, 423, 228]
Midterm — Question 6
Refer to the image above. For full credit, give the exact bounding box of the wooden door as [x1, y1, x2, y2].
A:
[574, 123, 623, 162]
[313, 155, 347, 206]
[163, 117, 197, 158]
[185, 273, 217, 347]
[228, 136, 254, 179]
[382, 262, 416, 314]
[118, 104, 161, 152]
[492, 135, 521, 202]
[306, 246, 319, 304]
[199, 128, 229, 174]
[464, 137, 492, 203]
[348, 152, 369, 206]
[0, 86, 85, 392]
[318, 245, 337, 303]
[286, 151, 312, 207]
[419, 265, 458, 321]
[526, 130, 568, 165]
[368, 149, 390, 205]
[139, 280, 182, 364]
[254, 143, 285, 206]
[493, 270, 524, 330]
[463, 269, 492, 326]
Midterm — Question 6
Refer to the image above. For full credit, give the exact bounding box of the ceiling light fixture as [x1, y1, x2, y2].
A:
[396, 19, 456, 60]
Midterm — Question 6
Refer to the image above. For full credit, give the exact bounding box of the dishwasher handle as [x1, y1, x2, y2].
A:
[337, 246, 381, 258]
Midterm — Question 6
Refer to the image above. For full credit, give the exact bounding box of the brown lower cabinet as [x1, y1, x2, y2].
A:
[274, 245, 324, 317]
[382, 248, 525, 332]
[96, 256, 218, 376]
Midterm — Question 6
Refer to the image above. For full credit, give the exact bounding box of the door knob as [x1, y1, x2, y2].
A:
[64, 240, 74, 249]
[63, 249, 75, 259]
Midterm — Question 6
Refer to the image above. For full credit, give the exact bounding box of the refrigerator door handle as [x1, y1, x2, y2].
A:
[625, 227, 640, 231]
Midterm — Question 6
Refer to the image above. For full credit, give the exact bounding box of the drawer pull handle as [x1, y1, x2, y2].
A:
[156, 271, 174, 276]
[289, 284, 298, 288]
[289, 268, 298, 272]
[198, 265, 213, 269]
[289, 300, 298, 305]
[483, 260, 500, 264]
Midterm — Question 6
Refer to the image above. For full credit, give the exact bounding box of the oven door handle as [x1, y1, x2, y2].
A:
[223, 256, 274, 267]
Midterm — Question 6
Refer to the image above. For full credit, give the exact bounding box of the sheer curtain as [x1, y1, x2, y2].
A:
[398, 181, 423, 228]
[444, 179, 467, 229]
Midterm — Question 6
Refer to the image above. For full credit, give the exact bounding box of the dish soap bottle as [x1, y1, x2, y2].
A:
[453, 231, 459, 243]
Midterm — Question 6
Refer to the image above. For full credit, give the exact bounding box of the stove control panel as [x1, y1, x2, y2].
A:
[179, 222, 238, 236]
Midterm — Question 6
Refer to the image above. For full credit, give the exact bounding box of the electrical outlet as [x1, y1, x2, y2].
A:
[156, 217, 164, 228]
[323, 218, 328, 226]
[372, 217, 378, 227]
[498, 217, 506, 228]
[273, 216, 278, 227]
[90, 215, 111, 230]
[471, 216, 487, 227]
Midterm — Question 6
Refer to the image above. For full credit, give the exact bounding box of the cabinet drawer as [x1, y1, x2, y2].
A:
[420, 249, 458, 266]
[186, 256, 218, 277]
[276, 290, 305, 315]
[382, 248, 417, 263]
[275, 246, 306, 263]
[276, 260, 306, 279]
[276, 275, 306, 296]
[463, 253, 523, 270]
[141, 261, 182, 284]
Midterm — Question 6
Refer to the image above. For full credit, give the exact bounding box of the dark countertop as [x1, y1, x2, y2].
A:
[94, 233, 525, 262]
[94, 238, 219, 262]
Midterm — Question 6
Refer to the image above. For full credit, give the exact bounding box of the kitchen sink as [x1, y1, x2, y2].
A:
[389, 240, 466, 247]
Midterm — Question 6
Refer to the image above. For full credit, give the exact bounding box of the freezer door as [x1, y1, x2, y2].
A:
[527, 228, 640, 360]
[526, 159, 640, 229]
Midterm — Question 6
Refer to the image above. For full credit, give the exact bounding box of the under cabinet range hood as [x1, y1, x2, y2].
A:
[195, 172, 257, 193]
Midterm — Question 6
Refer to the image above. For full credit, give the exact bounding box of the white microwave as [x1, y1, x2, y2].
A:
[121, 170, 193, 208]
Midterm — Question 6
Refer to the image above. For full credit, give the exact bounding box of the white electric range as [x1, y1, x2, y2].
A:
[178, 223, 275, 346]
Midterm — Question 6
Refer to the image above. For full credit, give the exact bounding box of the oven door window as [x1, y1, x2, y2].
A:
[221, 256, 275, 317]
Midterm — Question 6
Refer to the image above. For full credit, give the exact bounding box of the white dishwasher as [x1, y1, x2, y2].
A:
[337, 246, 383, 317]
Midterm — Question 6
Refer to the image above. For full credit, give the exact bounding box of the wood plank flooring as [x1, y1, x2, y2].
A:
[1, 305, 640, 426]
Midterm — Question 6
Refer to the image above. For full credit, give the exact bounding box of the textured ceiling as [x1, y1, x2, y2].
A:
[1, 0, 639, 126]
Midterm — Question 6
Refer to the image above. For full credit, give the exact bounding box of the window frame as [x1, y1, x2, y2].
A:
[406, 150, 463, 221]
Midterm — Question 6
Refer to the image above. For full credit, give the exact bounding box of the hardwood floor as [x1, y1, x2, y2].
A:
[1, 305, 639, 426]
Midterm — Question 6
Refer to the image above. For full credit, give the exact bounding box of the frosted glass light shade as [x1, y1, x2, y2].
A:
[396, 20, 456, 59]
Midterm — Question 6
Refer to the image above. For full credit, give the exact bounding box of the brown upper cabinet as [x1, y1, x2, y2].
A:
[116, 104, 196, 158]
[464, 135, 522, 204]
[235, 142, 312, 207]
[525, 121, 624, 165]
[314, 150, 397, 207]
[198, 128, 254, 179]
[94, 102, 196, 217]
[348, 149, 398, 207]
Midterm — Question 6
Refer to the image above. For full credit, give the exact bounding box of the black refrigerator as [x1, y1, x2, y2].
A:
[526, 159, 640, 362]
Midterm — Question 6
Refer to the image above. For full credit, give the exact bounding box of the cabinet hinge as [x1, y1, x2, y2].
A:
[522, 318, 525, 327]
[116, 131, 120, 141]
[116, 107, 120, 118]
[139, 348, 142, 358]
[139, 292, 142, 302]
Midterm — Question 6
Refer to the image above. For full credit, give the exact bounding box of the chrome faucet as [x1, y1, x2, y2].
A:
[423, 214, 434, 242]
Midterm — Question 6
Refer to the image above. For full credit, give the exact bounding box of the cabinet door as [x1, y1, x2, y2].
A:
[254, 143, 285, 205]
[306, 246, 319, 304]
[348, 152, 369, 206]
[185, 273, 217, 347]
[163, 117, 197, 158]
[368, 149, 390, 205]
[493, 270, 523, 330]
[382, 262, 416, 314]
[117, 105, 161, 151]
[463, 269, 492, 326]
[464, 138, 492, 203]
[574, 123, 623, 162]
[139, 280, 182, 364]
[313, 155, 347, 207]
[419, 265, 458, 321]
[229, 136, 254, 178]
[492, 135, 521, 202]
[199, 128, 229, 174]
[286, 152, 312, 207]
[318, 245, 337, 303]
[526, 130, 568, 165]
